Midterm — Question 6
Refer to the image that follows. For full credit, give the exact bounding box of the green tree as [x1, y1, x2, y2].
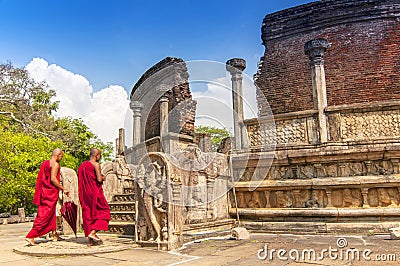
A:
[195, 125, 230, 151]
[54, 117, 113, 165]
[0, 128, 76, 214]
[0, 62, 58, 136]
[0, 62, 113, 214]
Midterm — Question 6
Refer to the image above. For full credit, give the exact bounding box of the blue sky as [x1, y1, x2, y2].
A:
[0, 0, 314, 92]
[0, 0, 316, 143]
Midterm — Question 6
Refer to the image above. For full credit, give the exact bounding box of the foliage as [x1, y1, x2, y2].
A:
[54, 117, 113, 165]
[0, 62, 113, 214]
[0, 62, 58, 136]
[195, 125, 230, 151]
[0, 129, 75, 214]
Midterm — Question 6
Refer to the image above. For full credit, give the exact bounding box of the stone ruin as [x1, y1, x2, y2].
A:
[61, 0, 400, 250]
[235, 0, 400, 234]
[118, 57, 234, 250]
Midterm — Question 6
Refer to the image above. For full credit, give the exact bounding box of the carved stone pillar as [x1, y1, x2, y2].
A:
[315, 163, 326, 178]
[118, 128, 125, 155]
[160, 96, 169, 136]
[226, 58, 248, 150]
[391, 159, 400, 174]
[397, 187, 400, 206]
[169, 183, 183, 250]
[365, 161, 372, 175]
[304, 39, 329, 143]
[361, 188, 370, 207]
[325, 189, 333, 207]
[115, 137, 119, 157]
[292, 189, 302, 208]
[130, 101, 143, 146]
[206, 179, 215, 220]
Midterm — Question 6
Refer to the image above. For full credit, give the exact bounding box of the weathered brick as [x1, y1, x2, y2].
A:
[255, 0, 400, 115]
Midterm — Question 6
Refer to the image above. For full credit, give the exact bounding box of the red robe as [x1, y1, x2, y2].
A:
[78, 161, 110, 236]
[26, 160, 60, 238]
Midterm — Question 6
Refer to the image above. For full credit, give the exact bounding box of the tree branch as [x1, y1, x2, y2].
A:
[0, 111, 52, 138]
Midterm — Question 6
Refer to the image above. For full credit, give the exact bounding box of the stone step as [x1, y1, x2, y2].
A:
[239, 221, 400, 234]
[107, 221, 135, 236]
[123, 188, 134, 194]
[183, 219, 236, 243]
[110, 211, 135, 222]
[113, 194, 135, 202]
[109, 201, 135, 211]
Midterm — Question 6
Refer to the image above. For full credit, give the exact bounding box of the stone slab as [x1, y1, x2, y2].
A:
[13, 235, 137, 256]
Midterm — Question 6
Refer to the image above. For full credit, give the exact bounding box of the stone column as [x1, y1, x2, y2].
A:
[226, 58, 248, 150]
[160, 95, 169, 136]
[304, 39, 329, 143]
[115, 137, 119, 157]
[325, 189, 333, 207]
[118, 128, 125, 155]
[130, 101, 143, 146]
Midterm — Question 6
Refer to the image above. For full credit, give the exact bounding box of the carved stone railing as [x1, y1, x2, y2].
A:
[245, 101, 400, 149]
[245, 110, 318, 148]
[326, 101, 400, 142]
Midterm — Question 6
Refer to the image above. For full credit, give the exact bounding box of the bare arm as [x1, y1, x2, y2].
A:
[50, 161, 63, 191]
[93, 162, 106, 183]
[50, 161, 69, 196]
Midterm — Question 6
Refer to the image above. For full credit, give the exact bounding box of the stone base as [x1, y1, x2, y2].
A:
[136, 241, 169, 251]
[183, 219, 236, 242]
[241, 221, 400, 234]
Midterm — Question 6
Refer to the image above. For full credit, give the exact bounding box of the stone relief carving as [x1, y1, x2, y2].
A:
[247, 118, 307, 148]
[327, 113, 341, 141]
[368, 188, 399, 207]
[341, 111, 400, 140]
[304, 190, 327, 208]
[257, 160, 399, 181]
[102, 156, 135, 202]
[136, 159, 169, 242]
[297, 165, 316, 179]
[235, 187, 400, 209]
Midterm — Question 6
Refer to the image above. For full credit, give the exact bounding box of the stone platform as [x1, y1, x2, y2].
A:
[13, 234, 137, 256]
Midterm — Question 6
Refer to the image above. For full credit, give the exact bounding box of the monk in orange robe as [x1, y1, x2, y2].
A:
[78, 148, 110, 245]
[26, 148, 69, 246]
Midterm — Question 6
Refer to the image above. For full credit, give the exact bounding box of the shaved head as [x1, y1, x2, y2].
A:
[52, 148, 63, 156]
[51, 148, 64, 162]
[90, 148, 102, 162]
[90, 148, 100, 157]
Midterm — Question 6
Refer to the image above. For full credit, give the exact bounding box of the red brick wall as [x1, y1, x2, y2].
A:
[256, 0, 400, 115]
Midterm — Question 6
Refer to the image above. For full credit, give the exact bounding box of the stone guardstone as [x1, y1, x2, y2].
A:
[18, 208, 25, 222]
[231, 227, 250, 240]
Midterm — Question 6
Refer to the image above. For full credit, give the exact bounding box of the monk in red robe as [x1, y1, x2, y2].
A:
[26, 148, 69, 246]
[78, 148, 110, 245]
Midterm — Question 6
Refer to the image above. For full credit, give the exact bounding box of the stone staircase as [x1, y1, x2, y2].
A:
[107, 188, 136, 237]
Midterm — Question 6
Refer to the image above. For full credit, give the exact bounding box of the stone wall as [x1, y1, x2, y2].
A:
[130, 57, 196, 141]
[255, 0, 400, 115]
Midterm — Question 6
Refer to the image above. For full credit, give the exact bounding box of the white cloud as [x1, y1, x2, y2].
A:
[25, 58, 129, 144]
[192, 74, 258, 133]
